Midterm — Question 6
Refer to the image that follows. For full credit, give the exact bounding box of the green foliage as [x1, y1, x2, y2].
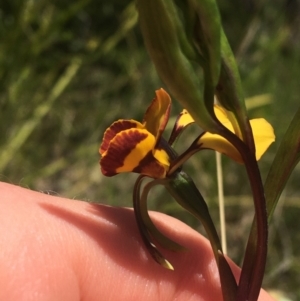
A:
[1, 0, 300, 299]
[0, 0, 157, 201]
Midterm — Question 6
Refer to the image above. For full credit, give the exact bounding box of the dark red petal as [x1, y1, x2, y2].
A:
[132, 151, 167, 178]
[99, 119, 142, 154]
[100, 129, 149, 176]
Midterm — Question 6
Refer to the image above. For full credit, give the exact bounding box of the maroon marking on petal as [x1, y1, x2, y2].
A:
[100, 120, 140, 154]
[133, 151, 166, 178]
[100, 129, 148, 176]
[168, 125, 184, 146]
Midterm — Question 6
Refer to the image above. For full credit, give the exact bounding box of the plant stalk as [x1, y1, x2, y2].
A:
[219, 126, 268, 301]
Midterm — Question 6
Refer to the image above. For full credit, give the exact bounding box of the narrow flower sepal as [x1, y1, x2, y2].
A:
[169, 109, 195, 145]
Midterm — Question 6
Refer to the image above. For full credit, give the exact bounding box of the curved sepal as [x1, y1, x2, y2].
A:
[133, 176, 183, 270]
[143, 88, 171, 142]
[140, 179, 186, 252]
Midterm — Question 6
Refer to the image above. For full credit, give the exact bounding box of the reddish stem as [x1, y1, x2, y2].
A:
[219, 126, 268, 301]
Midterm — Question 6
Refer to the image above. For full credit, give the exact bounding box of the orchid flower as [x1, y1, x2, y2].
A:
[99, 88, 275, 282]
[100, 89, 275, 178]
[100, 89, 172, 179]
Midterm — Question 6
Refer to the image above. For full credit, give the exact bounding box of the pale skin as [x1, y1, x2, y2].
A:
[0, 182, 274, 301]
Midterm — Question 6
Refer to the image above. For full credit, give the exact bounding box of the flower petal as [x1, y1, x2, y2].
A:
[132, 150, 168, 178]
[215, 105, 243, 140]
[249, 118, 275, 160]
[142, 88, 171, 142]
[168, 105, 232, 146]
[197, 106, 241, 160]
[214, 105, 234, 130]
[197, 132, 242, 162]
[100, 119, 143, 154]
[197, 118, 275, 162]
[169, 109, 195, 145]
[100, 128, 168, 178]
[153, 148, 170, 167]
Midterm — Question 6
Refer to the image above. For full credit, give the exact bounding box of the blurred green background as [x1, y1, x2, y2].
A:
[1, 0, 299, 299]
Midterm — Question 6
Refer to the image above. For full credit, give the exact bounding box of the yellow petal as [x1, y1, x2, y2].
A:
[214, 105, 228, 123]
[153, 148, 170, 167]
[168, 105, 232, 146]
[182, 104, 241, 134]
[250, 118, 275, 160]
[213, 105, 235, 130]
[143, 88, 171, 142]
[169, 109, 195, 145]
[198, 118, 275, 162]
[100, 119, 143, 155]
[176, 109, 195, 128]
[100, 128, 168, 178]
[198, 132, 242, 162]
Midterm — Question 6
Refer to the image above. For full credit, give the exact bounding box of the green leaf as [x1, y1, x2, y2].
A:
[264, 107, 300, 220]
[136, 0, 222, 134]
[174, 0, 222, 112]
[215, 29, 255, 153]
[186, 0, 222, 86]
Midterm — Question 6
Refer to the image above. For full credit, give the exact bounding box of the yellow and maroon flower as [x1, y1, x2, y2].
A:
[100, 89, 275, 179]
[172, 105, 275, 165]
[99, 88, 275, 272]
[100, 89, 172, 179]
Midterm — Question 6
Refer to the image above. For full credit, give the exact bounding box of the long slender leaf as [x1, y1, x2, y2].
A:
[265, 106, 300, 220]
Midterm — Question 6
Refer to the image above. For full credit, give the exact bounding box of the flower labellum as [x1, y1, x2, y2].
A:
[100, 89, 172, 179]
